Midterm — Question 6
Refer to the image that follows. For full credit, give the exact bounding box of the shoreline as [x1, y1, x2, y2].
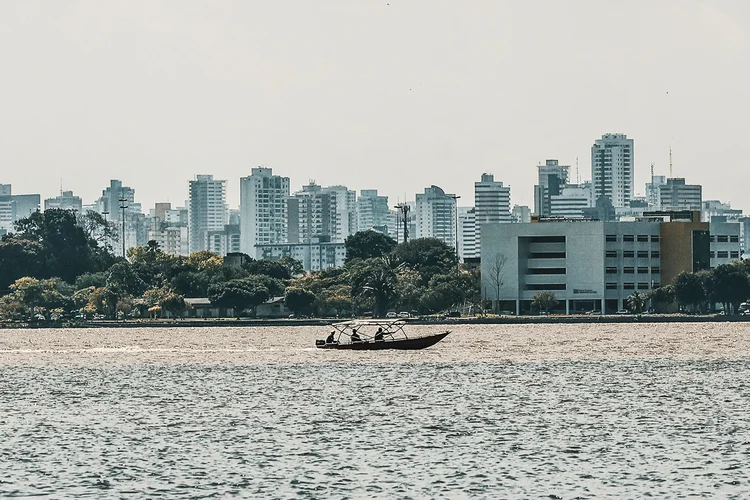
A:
[2, 314, 748, 329]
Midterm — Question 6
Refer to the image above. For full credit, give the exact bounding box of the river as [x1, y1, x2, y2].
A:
[1, 323, 749, 498]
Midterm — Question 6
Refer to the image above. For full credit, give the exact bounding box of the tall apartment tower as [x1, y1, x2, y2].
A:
[288, 182, 338, 244]
[591, 133, 634, 208]
[96, 180, 145, 257]
[533, 160, 569, 216]
[415, 185, 457, 247]
[322, 185, 357, 241]
[357, 189, 390, 234]
[474, 173, 511, 256]
[188, 175, 227, 254]
[239, 167, 290, 257]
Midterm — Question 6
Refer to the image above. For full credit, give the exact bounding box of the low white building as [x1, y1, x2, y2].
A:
[256, 238, 346, 272]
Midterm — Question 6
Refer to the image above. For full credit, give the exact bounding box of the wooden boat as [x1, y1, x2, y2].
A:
[315, 319, 450, 350]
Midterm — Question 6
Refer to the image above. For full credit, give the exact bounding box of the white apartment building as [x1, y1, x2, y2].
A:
[188, 175, 227, 254]
[322, 185, 357, 241]
[239, 167, 290, 257]
[147, 202, 189, 256]
[474, 173, 511, 257]
[549, 182, 594, 219]
[512, 205, 532, 224]
[288, 183, 338, 244]
[591, 133, 634, 208]
[95, 180, 145, 257]
[741, 217, 750, 257]
[458, 207, 478, 261]
[415, 185, 457, 247]
[357, 189, 391, 234]
[256, 238, 346, 272]
[702, 200, 743, 222]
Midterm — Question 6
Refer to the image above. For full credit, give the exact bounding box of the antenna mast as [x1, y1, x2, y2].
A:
[576, 157, 580, 184]
[669, 146, 673, 178]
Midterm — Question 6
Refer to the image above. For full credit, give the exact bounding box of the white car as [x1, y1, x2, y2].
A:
[385, 311, 397, 318]
[397, 312, 410, 318]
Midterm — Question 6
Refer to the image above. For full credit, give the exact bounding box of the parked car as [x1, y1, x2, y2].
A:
[386, 311, 398, 318]
[616, 309, 629, 314]
[397, 312, 410, 318]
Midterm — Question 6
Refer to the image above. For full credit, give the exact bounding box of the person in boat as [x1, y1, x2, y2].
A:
[326, 331, 336, 344]
[374, 327, 384, 341]
[350, 329, 362, 342]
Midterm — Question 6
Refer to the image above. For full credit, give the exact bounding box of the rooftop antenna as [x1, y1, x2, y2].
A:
[669, 146, 673, 178]
[650, 162, 654, 181]
[575, 157, 580, 184]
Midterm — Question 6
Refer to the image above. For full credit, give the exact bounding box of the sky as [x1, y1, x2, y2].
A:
[1, 0, 749, 213]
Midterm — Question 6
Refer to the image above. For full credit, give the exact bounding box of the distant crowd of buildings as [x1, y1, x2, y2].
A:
[1, 133, 748, 278]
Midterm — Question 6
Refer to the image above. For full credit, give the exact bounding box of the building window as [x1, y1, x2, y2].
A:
[606, 283, 618, 290]
[527, 268, 567, 275]
[652, 267, 660, 274]
[606, 250, 617, 258]
[624, 267, 635, 274]
[709, 235, 716, 242]
[637, 282, 649, 290]
[529, 252, 566, 259]
[637, 235, 649, 242]
[731, 251, 740, 259]
[623, 235, 634, 242]
[624, 283, 635, 290]
[652, 282, 660, 288]
[637, 267, 649, 274]
[623, 251, 635, 258]
[606, 267, 618, 274]
[651, 235, 661, 242]
[526, 284, 567, 291]
[717, 235, 728, 243]
[717, 251, 729, 258]
[730, 235, 739, 243]
[606, 235, 617, 242]
[637, 251, 649, 258]
[710, 251, 716, 258]
[651, 251, 660, 258]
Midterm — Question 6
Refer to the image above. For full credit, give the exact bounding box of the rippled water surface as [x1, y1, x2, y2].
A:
[2, 323, 750, 498]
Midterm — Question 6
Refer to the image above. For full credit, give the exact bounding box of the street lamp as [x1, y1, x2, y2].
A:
[450, 195, 461, 272]
[118, 197, 128, 258]
[394, 203, 410, 244]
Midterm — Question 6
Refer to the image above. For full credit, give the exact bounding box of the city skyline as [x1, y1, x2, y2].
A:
[1, 2, 749, 214]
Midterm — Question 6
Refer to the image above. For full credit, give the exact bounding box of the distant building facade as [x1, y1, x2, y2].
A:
[239, 167, 290, 257]
[591, 133, 634, 208]
[415, 185, 457, 247]
[44, 191, 83, 212]
[357, 189, 391, 234]
[188, 175, 227, 254]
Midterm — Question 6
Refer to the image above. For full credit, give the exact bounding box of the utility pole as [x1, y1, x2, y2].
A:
[394, 203, 410, 244]
[118, 197, 128, 258]
[102, 211, 109, 249]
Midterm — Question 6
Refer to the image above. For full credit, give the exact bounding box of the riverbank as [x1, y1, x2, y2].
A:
[2, 313, 748, 329]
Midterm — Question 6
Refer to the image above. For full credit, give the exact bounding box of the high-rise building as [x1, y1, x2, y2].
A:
[45, 191, 83, 212]
[474, 173, 511, 256]
[591, 133, 634, 208]
[415, 185, 457, 247]
[95, 180, 146, 256]
[658, 178, 702, 211]
[645, 174, 667, 208]
[512, 205, 532, 224]
[322, 185, 357, 241]
[534, 160, 569, 216]
[239, 167, 290, 257]
[147, 202, 189, 256]
[288, 182, 337, 244]
[188, 175, 227, 254]
[458, 207, 478, 261]
[357, 189, 391, 234]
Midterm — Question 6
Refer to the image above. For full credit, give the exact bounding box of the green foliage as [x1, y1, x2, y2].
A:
[5, 277, 74, 316]
[645, 285, 675, 313]
[345, 231, 397, 262]
[626, 291, 646, 314]
[75, 272, 108, 290]
[392, 238, 456, 285]
[349, 258, 398, 317]
[673, 272, 707, 312]
[531, 291, 558, 313]
[0, 238, 44, 290]
[208, 277, 271, 317]
[709, 263, 750, 314]
[284, 287, 317, 316]
[243, 259, 294, 280]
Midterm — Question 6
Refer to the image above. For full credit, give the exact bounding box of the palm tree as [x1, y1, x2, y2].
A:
[627, 291, 646, 314]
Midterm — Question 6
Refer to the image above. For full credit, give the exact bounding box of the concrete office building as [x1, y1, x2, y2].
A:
[44, 191, 83, 212]
[239, 167, 290, 257]
[645, 174, 667, 208]
[659, 178, 702, 211]
[288, 182, 338, 245]
[512, 205, 532, 224]
[591, 133, 634, 208]
[415, 185, 457, 247]
[322, 185, 357, 241]
[481, 211, 737, 315]
[549, 182, 594, 219]
[357, 190, 391, 234]
[188, 175, 227, 254]
[474, 173, 511, 256]
[702, 200, 742, 222]
[740, 217, 750, 257]
[534, 160, 569, 216]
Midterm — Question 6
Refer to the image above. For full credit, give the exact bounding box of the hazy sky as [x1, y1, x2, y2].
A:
[1, 0, 748, 213]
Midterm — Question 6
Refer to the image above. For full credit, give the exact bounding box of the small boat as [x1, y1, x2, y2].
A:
[315, 319, 450, 350]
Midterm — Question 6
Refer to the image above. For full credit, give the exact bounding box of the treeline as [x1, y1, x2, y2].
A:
[664, 262, 750, 314]
[0, 209, 480, 320]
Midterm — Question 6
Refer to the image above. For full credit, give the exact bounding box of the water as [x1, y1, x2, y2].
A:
[2, 323, 750, 498]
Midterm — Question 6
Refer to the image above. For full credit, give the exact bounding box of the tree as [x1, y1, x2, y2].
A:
[6, 277, 74, 317]
[208, 277, 270, 318]
[349, 258, 398, 317]
[531, 291, 558, 313]
[345, 231, 397, 262]
[78, 210, 117, 247]
[709, 264, 750, 314]
[627, 291, 646, 314]
[645, 285, 675, 313]
[284, 287, 317, 316]
[673, 272, 707, 313]
[484, 253, 507, 313]
[0, 237, 43, 290]
[392, 238, 456, 284]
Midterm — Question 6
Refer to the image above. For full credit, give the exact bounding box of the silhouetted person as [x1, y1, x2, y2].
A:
[326, 331, 336, 344]
[374, 327, 384, 341]
[350, 330, 362, 342]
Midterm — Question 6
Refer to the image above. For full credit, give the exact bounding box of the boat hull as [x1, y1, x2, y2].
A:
[316, 332, 450, 350]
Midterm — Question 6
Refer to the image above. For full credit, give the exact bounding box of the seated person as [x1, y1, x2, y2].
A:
[350, 329, 362, 342]
[326, 331, 336, 344]
[374, 327, 385, 341]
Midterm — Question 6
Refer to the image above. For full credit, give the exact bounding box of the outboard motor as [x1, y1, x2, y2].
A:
[315, 339, 326, 347]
